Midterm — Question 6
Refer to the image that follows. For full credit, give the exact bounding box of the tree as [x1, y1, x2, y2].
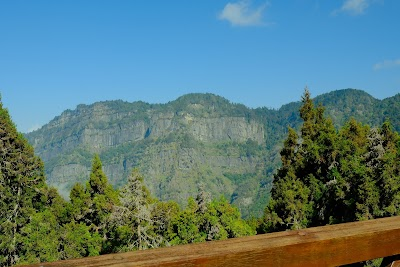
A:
[374, 121, 400, 217]
[69, 154, 119, 253]
[168, 186, 255, 244]
[167, 197, 203, 245]
[110, 169, 165, 251]
[261, 89, 330, 232]
[261, 89, 400, 242]
[206, 196, 255, 238]
[60, 221, 102, 260]
[261, 89, 377, 232]
[0, 98, 49, 266]
[325, 118, 370, 223]
[19, 210, 61, 264]
[69, 182, 92, 224]
[88, 154, 110, 196]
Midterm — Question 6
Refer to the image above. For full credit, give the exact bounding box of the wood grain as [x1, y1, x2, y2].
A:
[24, 216, 400, 267]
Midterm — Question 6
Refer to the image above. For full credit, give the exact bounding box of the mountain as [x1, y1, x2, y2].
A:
[25, 89, 400, 217]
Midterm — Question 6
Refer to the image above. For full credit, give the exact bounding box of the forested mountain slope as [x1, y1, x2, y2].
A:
[26, 89, 400, 217]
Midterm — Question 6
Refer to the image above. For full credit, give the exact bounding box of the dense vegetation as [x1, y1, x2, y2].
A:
[26, 93, 270, 218]
[260, 89, 400, 232]
[0, 97, 254, 266]
[259, 89, 400, 266]
[1, 89, 400, 266]
[25, 89, 400, 219]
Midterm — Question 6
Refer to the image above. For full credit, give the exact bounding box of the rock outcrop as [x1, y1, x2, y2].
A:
[27, 94, 269, 217]
[26, 90, 400, 217]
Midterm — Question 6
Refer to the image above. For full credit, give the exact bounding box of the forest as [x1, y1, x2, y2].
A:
[1, 89, 400, 266]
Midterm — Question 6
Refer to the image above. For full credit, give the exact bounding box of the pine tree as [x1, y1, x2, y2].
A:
[0, 98, 49, 266]
[262, 90, 400, 235]
[69, 155, 118, 254]
[168, 197, 203, 245]
[261, 88, 338, 231]
[60, 220, 102, 259]
[375, 121, 400, 216]
[110, 168, 165, 251]
[88, 154, 109, 196]
[19, 210, 61, 264]
[298, 90, 338, 225]
[196, 183, 211, 215]
[206, 196, 255, 239]
[261, 127, 312, 231]
[324, 118, 370, 223]
[169, 187, 255, 244]
[69, 182, 92, 224]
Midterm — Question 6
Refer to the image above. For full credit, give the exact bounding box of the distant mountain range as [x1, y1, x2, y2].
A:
[26, 89, 400, 217]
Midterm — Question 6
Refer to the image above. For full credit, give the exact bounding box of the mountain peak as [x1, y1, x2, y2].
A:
[25, 89, 400, 218]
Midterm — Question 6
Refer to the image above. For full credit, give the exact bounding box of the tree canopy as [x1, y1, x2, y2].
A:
[260, 89, 400, 234]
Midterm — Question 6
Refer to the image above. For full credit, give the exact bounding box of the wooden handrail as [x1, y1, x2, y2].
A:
[25, 216, 400, 267]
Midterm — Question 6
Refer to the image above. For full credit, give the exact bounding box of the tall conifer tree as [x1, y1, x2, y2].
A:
[0, 98, 48, 266]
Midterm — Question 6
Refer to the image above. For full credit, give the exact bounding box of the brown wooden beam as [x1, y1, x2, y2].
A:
[24, 216, 400, 267]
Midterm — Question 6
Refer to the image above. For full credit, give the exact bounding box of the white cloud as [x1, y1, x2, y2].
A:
[373, 59, 400, 70]
[218, 1, 269, 27]
[333, 0, 371, 16]
[342, 0, 369, 14]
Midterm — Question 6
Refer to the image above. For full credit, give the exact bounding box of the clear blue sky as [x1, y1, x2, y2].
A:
[0, 0, 399, 133]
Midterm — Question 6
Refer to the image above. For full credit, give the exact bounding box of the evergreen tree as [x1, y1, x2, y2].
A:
[69, 182, 92, 224]
[110, 168, 165, 251]
[261, 89, 400, 241]
[298, 89, 338, 225]
[325, 118, 370, 223]
[19, 210, 61, 264]
[169, 187, 255, 244]
[151, 200, 180, 241]
[0, 98, 49, 266]
[374, 122, 400, 216]
[69, 155, 119, 254]
[60, 221, 102, 259]
[168, 197, 203, 245]
[261, 88, 337, 231]
[88, 154, 119, 232]
[88, 154, 109, 196]
[206, 196, 255, 239]
[261, 127, 312, 231]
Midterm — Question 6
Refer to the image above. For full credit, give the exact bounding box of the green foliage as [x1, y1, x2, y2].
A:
[168, 188, 255, 245]
[25, 90, 400, 220]
[88, 154, 109, 195]
[69, 155, 119, 253]
[60, 221, 102, 259]
[168, 198, 204, 245]
[4, 91, 400, 266]
[109, 169, 166, 251]
[261, 89, 400, 238]
[380, 94, 400, 132]
[0, 99, 50, 266]
[0, 96, 255, 266]
[19, 210, 60, 264]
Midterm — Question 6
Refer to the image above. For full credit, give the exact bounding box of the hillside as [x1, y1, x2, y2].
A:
[26, 89, 400, 217]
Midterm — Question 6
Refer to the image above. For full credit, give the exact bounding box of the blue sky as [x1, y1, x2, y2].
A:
[0, 0, 399, 133]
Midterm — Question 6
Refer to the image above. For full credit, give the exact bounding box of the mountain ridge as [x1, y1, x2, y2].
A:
[26, 89, 400, 217]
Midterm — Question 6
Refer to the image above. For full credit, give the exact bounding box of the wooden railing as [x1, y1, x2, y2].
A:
[25, 216, 400, 267]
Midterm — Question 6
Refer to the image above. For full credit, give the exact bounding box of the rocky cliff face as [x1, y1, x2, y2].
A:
[26, 90, 400, 217]
[27, 94, 269, 217]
